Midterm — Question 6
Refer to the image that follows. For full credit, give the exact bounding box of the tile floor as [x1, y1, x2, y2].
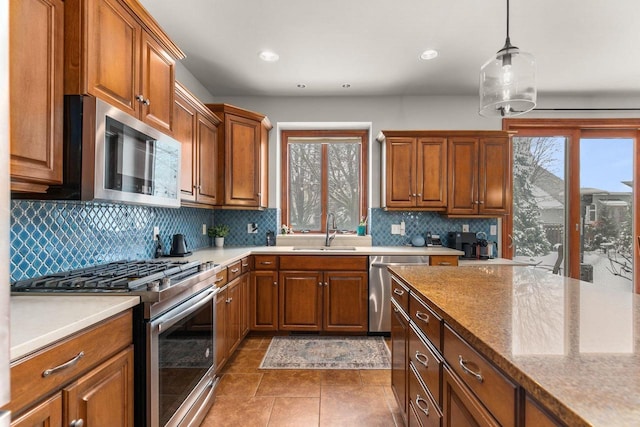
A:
[200, 335, 403, 427]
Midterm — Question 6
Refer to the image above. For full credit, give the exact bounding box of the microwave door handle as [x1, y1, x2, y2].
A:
[153, 288, 218, 332]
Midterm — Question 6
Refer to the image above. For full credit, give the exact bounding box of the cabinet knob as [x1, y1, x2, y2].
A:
[70, 420, 84, 427]
[143, 98, 151, 106]
[273, 281, 277, 286]
[417, 193, 422, 197]
[136, 94, 145, 103]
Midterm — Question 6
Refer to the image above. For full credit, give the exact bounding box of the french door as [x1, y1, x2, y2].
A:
[504, 119, 640, 294]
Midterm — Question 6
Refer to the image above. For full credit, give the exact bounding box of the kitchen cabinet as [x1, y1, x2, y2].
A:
[4, 310, 134, 426]
[278, 256, 368, 333]
[174, 82, 221, 206]
[205, 104, 272, 209]
[9, 0, 64, 193]
[525, 395, 564, 427]
[65, 0, 184, 133]
[250, 256, 279, 331]
[240, 258, 251, 337]
[447, 135, 512, 216]
[428, 255, 459, 266]
[381, 135, 448, 209]
[442, 366, 499, 427]
[391, 297, 409, 424]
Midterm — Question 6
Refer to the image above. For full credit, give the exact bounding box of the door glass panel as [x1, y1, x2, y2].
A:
[288, 142, 321, 231]
[579, 138, 633, 292]
[512, 136, 566, 272]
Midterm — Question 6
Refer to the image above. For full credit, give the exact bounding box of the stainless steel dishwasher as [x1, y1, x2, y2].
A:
[369, 255, 429, 333]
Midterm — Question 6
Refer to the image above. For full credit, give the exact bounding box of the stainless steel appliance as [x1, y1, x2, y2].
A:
[446, 231, 478, 259]
[13, 95, 182, 207]
[368, 255, 428, 333]
[12, 259, 220, 427]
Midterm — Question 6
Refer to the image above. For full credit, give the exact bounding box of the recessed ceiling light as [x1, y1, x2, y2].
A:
[420, 49, 439, 60]
[297, 83, 307, 89]
[342, 83, 351, 88]
[258, 50, 279, 62]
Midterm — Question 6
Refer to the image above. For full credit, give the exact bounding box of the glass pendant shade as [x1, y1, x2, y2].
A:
[479, 45, 537, 117]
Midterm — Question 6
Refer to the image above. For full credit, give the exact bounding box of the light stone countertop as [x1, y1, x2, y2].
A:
[388, 264, 640, 427]
[10, 295, 140, 361]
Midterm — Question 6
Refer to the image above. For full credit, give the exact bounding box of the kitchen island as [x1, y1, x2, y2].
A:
[388, 264, 640, 426]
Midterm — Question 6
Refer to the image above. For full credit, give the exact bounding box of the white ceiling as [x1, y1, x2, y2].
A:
[140, 0, 640, 98]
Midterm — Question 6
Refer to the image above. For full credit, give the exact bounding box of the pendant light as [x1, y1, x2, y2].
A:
[479, 0, 536, 117]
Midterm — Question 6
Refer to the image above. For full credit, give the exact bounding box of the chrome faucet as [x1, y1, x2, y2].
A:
[325, 212, 337, 247]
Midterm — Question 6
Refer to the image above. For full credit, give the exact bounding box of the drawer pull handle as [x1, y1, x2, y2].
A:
[215, 277, 224, 283]
[230, 268, 240, 273]
[438, 262, 452, 266]
[415, 351, 429, 368]
[393, 288, 404, 296]
[458, 355, 484, 383]
[415, 311, 429, 323]
[261, 261, 273, 265]
[42, 351, 85, 377]
[242, 263, 249, 267]
[415, 394, 430, 416]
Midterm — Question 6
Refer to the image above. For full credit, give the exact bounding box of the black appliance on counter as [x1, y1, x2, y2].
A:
[12, 259, 221, 427]
[446, 231, 479, 259]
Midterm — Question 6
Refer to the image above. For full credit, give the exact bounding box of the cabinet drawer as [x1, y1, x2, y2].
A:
[241, 257, 250, 274]
[254, 255, 278, 270]
[443, 325, 517, 427]
[409, 293, 442, 351]
[213, 268, 228, 287]
[390, 276, 409, 313]
[279, 255, 368, 271]
[409, 363, 442, 427]
[428, 255, 458, 266]
[409, 324, 441, 406]
[7, 310, 132, 415]
[227, 260, 242, 280]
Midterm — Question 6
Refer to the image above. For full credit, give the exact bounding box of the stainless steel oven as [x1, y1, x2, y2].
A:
[148, 285, 220, 427]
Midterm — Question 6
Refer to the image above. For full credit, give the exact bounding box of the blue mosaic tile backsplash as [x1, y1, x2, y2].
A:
[11, 200, 213, 282]
[369, 208, 497, 246]
[213, 209, 278, 246]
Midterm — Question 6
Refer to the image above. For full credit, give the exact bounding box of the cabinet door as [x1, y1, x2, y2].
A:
[11, 393, 62, 427]
[140, 31, 174, 133]
[478, 137, 511, 215]
[64, 347, 134, 427]
[447, 137, 479, 215]
[323, 271, 368, 332]
[224, 114, 261, 206]
[240, 273, 251, 337]
[385, 137, 416, 208]
[10, 0, 63, 190]
[391, 304, 409, 422]
[250, 271, 279, 331]
[226, 278, 242, 356]
[214, 288, 228, 371]
[174, 87, 197, 202]
[279, 271, 323, 331]
[85, 0, 140, 116]
[442, 367, 499, 427]
[417, 137, 448, 208]
[196, 113, 219, 205]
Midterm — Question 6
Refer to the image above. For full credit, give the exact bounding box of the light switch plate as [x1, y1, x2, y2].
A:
[462, 224, 469, 232]
[490, 225, 497, 235]
[202, 224, 207, 235]
[391, 224, 401, 235]
[153, 226, 159, 240]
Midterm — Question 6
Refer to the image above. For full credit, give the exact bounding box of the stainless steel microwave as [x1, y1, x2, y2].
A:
[14, 95, 181, 208]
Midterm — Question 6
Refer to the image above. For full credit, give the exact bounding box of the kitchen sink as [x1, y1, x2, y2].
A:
[292, 247, 358, 251]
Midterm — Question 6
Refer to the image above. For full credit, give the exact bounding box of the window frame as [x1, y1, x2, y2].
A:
[503, 118, 640, 293]
[280, 129, 368, 233]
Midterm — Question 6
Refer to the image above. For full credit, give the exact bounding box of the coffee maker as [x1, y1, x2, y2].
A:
[446, 232, 478, 259]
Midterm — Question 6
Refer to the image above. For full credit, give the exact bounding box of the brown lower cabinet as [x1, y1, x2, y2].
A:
[215, 268, 249, 372]
[4, 310, 134, 426]
[442, 366, 499, 427]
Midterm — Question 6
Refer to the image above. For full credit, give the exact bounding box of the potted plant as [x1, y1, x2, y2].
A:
[208, 224, 229, 247]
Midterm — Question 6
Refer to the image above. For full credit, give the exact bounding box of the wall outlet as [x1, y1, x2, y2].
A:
[391, 224, 401, 235]
[248, 223, 258, 234]
[153, 226, 159, 240]
[462, 224, 469, 232]
[202, 224, 207, 235]
[490, 225, 497, 235]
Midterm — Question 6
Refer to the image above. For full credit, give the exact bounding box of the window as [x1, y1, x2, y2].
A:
[281, 129, 368, 233]
[504, 118, 640, 294]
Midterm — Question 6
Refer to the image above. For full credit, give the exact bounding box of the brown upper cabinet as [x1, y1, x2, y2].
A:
[379, 130, 512, 217]
[447, 134, 512, 216]
[381, 133, 448, 210]
[174, 82, 221, 206]
[206, 104, 272, 209]
[64, 0, 185, 134]
[9, 0, 64, 193]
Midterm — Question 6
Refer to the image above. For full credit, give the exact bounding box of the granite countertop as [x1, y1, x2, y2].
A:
[388, 264, 640, 426]
[10, 295, 140, 362]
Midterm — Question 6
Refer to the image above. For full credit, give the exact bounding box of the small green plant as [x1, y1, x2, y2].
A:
[208, 224, 230, 238]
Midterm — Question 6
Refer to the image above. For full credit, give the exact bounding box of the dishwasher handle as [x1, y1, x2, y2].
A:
[371, 262, 428, 268]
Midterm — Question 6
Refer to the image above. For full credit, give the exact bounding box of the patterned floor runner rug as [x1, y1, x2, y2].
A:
[259, 335, 391, 369]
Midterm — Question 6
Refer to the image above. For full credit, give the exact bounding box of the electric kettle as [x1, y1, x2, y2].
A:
[170, 234, 191, 256]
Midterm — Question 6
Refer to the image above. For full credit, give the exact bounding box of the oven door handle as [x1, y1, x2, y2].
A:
[153, 287, 219, 333]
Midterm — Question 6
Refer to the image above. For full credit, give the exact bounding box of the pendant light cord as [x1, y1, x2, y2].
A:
[506, 0, 510, 40]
